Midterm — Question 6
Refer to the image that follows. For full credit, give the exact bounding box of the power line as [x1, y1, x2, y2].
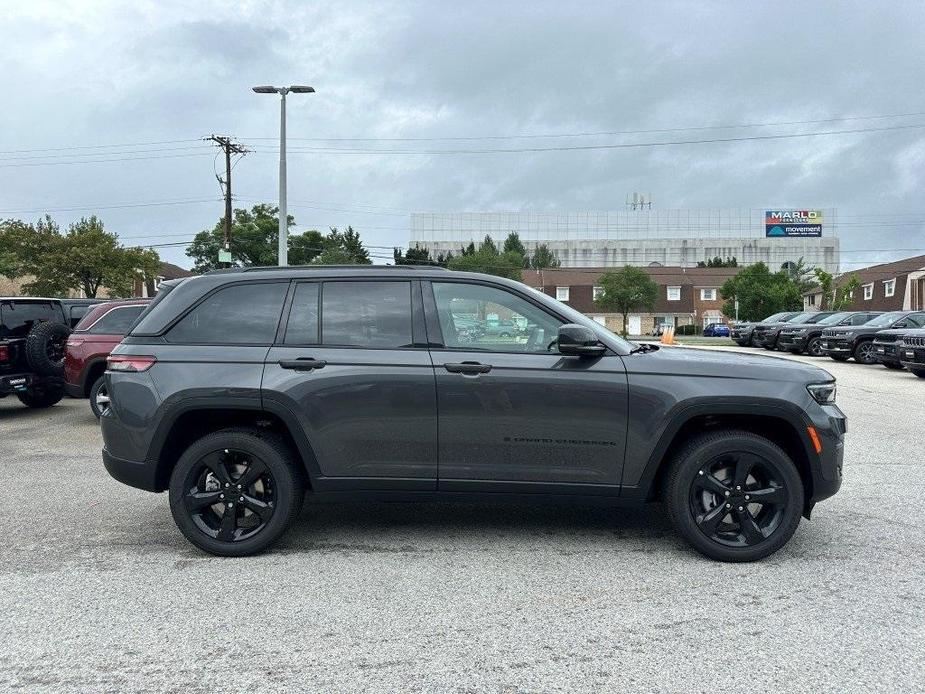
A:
[0, 197, 221, 215]
[242, 110, 925, 143]
[254, 122, 925, 156]
[0, 152, 213, 169]
[0, 138, 205, 155]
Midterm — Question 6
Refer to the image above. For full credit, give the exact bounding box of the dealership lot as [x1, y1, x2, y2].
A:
[1, 350, 923, 693]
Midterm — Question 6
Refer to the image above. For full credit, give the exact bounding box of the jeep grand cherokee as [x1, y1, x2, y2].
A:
[100, 267, 845, 562]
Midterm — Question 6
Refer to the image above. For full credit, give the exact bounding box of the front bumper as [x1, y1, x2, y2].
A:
[873, 342, 902, 365]
[778, 333, 806, 350]
[821, 337, 853, 355]
[808, 403, 846, 507]
[899, 345, 925, 369]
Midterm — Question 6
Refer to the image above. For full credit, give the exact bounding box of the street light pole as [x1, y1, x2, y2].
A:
[278, 89, 287, 266]
[252, 84, 315, 266]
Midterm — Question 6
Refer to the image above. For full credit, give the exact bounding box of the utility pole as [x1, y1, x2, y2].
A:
[205, 135, 248, 266]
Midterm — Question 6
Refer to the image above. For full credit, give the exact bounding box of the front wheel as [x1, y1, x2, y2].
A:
[806, 337, 824, 357]
[663, 430, 804, 562]
[882, 362, 904, 370]
[829, 355, 849, 362]
[168, 428, 305, 556]
[853, 340, 877, 364]
[910, 368, 925, 379]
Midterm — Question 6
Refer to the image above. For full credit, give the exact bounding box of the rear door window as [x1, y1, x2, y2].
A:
[0, 300, 65, 339]
[321, 281, 413, 348]
[87, 306, 147, 335]
[167, 282, 288, 344]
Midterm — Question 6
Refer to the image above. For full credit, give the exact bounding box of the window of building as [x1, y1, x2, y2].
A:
[667, 286, 681, 301]
[168, 282, 288, 344]
[592, 315, 607, 326]
[863, 283, 874, 300]
[284, 282, 320, 344]
[884, 279, 896, 297]
[322, 281, 413, 349]
[808, 294, 817, 306]
[432, 282, 562, 353]
[87, 305, 146, 335]
[556, 286, 570, 302]
[700, 288, 716, 301]
[592, 286, 604, 300]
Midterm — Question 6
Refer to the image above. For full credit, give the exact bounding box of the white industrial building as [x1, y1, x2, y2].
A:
[409, 208, 840, 273]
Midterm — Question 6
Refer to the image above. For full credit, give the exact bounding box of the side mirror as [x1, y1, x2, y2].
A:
[557, 323, 605, 357]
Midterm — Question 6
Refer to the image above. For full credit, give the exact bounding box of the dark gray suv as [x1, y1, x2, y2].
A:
[101, 266, 845, 561]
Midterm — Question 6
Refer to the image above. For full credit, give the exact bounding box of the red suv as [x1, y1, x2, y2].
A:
[64, 299, 149, 417]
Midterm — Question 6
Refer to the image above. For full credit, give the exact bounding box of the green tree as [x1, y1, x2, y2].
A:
[187, 204, 292, 271]
[595, 266, 659, 337]
[2, 215, 159, 298]
[786, 257, 816, 295]
[529, 243, 561, 269]
[313, 226, 371, 265]
[697, 256, 737, 268]
[503, 232, 527, 257]
[447, 235, 524, 279]
[289, 230, 326, 265]
[813, 268, 860, 310]
[719, 262, 802, 321]
[394, 244, 445, 266]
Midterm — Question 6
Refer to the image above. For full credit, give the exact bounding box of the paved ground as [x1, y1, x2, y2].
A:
[1, 350, 924, 693]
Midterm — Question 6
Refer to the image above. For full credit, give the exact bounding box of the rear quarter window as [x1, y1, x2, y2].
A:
[86, 306, 147, 335]
[166, 282, 288, 344]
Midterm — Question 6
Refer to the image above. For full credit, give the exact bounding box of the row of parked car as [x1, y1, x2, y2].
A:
[729, 309, 925, 377]
[0, 296, 149, 413]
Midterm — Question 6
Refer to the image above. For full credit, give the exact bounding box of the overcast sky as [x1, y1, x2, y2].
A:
[2, 0, 925, 269]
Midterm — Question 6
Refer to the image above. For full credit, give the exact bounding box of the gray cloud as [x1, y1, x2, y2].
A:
[1, 0, 924, 269]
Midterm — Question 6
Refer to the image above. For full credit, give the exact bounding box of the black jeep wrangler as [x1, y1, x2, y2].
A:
[0, 297, 102, 408]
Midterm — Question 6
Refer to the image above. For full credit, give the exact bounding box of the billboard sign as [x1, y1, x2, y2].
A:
[765, 210, 823, 237]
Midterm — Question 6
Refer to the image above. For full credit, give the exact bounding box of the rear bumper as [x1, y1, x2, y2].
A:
[0, 372, 60, 395]
[102, 448, 160, 492]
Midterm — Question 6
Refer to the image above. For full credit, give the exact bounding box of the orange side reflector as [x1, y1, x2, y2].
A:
[807, 426, 823, 455]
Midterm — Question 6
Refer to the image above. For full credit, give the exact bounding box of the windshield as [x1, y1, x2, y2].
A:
[521, 283, 634, 353]
[818, 312, 849, 325]
[785, 312, 814, 323]
[865, 312, 905, 328]
[761, 312, 791, 322]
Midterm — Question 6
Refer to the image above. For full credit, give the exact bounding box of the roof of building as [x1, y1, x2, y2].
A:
[521, 266, 741, 287]
[803, 254, 925, 295]
[158, 262, 196, 280]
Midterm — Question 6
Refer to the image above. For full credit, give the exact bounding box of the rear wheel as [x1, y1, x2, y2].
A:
[16, 384, 64, 409]
[663, 430, 803, 562]
[853, 340, 876, 364]
[169, 428, 305, 556]
[910, 368, 925, 379]
[89, 376, 110, 419]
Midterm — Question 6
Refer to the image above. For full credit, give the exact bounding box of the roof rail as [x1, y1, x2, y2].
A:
[204, 264, 449, 275]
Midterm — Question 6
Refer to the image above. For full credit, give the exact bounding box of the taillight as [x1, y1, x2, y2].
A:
[107, 355, 156, 372]
[0, 344, 8, 362]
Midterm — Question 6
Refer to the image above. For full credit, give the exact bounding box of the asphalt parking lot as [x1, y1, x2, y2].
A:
[2, 349, 924, 693]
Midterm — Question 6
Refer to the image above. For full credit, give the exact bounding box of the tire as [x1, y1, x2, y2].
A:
[89, 376, 110, 419]
[168, 428, 305, 557]
[25, 321, 71, 378]
[882, 362, 904, 370]
[806, 337, 824, 357]
[853, 340, 877, 365]
[16, 384, 64, 409]
[663, 430, 804, 562]
[829, 355, 849, 362]
[749, 333, 759, 347]
[910, 368, 925, 379]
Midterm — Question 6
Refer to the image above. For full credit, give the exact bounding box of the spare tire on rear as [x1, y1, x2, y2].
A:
[25, 321, 71, 378]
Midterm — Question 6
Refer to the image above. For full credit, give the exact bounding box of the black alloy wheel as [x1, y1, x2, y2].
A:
[664, 430, 803, 562]
[807, 337, 824, 357]
[854, 341, 876, 364]
[183, 449, 276, 543]
[882, 362, 904, 370]
[688, 453, 787, 548]
[169, 428, 304, 556]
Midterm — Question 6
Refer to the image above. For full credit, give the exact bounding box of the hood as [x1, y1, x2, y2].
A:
[875, 328, 911, 337]
[825, 325, 868, 334]
[638, 345, 833, 383]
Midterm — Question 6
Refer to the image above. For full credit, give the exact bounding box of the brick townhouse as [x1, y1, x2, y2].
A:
[803, 254, 925, 312]
[522, 266, 739, 335]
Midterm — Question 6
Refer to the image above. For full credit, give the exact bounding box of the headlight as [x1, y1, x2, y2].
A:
[807, 382, 836, 405]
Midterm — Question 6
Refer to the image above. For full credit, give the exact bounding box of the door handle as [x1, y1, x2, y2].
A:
[444, 361, 492, 374]
[279, 358, 327, 371]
